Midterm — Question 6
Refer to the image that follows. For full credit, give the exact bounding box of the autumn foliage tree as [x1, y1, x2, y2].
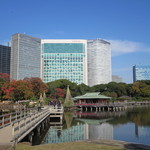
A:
[54, 88, 65, 98]
[0, 75, 48, 101]
[8, 80, 34, 101]
[1, 83, 14, 100]
[0, 73, 10, 100]
[24, 77, 48, 99]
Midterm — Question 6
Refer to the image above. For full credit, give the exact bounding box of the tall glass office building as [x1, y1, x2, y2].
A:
[11, 34, 41, 80]
[87, 39, 112, 86]
[41, 40, 88, 84]
[133, 65, 150, 82]
[0, 45, 11, 74]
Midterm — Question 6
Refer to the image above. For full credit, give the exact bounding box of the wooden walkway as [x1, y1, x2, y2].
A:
[0, 106, 64, 144]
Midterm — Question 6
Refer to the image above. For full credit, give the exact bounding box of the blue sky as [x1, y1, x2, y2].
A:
[0, 0, 150, 83]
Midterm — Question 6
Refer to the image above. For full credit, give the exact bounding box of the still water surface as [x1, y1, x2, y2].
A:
[32, 106, 150, 146]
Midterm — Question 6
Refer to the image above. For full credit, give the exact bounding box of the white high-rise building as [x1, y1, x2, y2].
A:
[87, 39, 112, 86]
[10, 33, 41, 80]
[41, 39, 88, 85]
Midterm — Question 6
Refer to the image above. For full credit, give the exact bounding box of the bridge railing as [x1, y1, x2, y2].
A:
[11, 107, 50, 142]
[49, 106, 64, 113]
[0, 108, 39, 129]
[0, 106, 64, 143]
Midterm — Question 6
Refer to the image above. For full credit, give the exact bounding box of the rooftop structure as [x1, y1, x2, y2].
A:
[73, 92, 111, 100]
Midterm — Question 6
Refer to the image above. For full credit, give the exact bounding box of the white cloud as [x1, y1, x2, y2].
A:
[107, 40, 150, 56]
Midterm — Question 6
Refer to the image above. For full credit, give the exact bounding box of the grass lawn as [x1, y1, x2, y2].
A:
[16, 142, 128, 150]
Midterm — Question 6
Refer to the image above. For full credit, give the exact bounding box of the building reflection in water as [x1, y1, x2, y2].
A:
[135, 124, 150, 139]
[88, 123, 113, 140]
[42, 111, 113, 144]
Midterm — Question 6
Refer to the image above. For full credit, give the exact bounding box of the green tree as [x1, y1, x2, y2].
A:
[47, 79, 78, 98]
[107, 82, 127, 97]
[90, 84, 107, 93]
[76, 83, 90, 95]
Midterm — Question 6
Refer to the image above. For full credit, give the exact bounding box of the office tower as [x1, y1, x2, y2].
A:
[112, 75, 123, 83]
[10, 34, 41, 80]
[133, 65, 150, 82]
[41, 39, 88, 84]
[0, 45, 11, 74]
[87, 39, 112, 86]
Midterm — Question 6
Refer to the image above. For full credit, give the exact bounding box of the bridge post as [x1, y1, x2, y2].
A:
[113, 107, 115, 111]
[12, 123, 15, 139]
[108, 107, 109, 111]
[37, 126, 41, 135]
[9, 114, 12, 123]
[99, 107, 101, 111]
[15, 113, 17, 121]
[85, 107, 87, 111]
[25, 117, 27, 131]
[18, 121, 20, 135]
[42, 122, 45, 130]
[28, 132, 34, 143]
[2, 116, 4, 126]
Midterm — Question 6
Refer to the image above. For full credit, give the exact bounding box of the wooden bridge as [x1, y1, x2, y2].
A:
[0, 106, 63, 144]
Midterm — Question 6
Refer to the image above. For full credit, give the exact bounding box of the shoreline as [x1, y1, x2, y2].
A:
[15, 139, 150, 150]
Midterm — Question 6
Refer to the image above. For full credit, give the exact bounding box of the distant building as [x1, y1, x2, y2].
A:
[41, 39, 88, 84]
[0, 45, 11, 74]
[10, 34, 41, 80]
[133, 65, 150, 82]
[112, 75, 123, 83]
[10, 33, 112, 85]
[87, 39, 112, 86]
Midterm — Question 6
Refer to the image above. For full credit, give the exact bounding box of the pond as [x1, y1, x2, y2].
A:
[31, 106, 150, 146]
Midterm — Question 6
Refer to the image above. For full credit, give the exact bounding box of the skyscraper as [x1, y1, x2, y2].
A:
[87, 39, 112, 86]
[41, 39, 88, 84]
[10, 33, 112, 86]
[133, 65, 150, 82]
[0, 45, 11, 74]
[10, 34, 41, 80]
